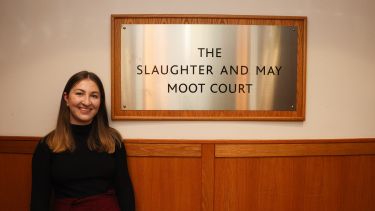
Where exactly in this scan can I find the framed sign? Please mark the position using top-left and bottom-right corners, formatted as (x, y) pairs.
(111, 14), (307, 120)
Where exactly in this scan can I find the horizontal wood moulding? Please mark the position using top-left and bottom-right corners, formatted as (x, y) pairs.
(125, 143), (201, 157)
(1, 137), (374, 157)
(215, 143), (375, 157)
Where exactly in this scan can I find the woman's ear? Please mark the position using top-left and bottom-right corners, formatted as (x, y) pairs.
(63, 92), (69, 105)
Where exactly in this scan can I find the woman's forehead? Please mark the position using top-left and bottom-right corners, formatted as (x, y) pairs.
(71, 79), (100, 92)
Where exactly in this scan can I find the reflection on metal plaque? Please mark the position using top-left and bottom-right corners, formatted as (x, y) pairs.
(121, 24), (297, 111)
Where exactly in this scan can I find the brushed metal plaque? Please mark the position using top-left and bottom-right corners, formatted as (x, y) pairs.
(121, 24), (297, 110)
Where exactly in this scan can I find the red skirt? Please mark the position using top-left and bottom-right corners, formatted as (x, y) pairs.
(53, 190), (120, 211)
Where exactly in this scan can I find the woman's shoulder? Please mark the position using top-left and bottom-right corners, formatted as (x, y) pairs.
(108, 127), (124, 146)
(34, 132), (54, 153)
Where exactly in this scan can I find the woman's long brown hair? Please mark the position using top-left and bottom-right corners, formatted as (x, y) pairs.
(45, 71), (122, 153)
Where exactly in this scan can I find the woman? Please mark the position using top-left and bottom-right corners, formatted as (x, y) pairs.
(30, 71), (135, 211)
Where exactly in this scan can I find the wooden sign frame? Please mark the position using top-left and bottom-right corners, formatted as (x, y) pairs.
(111, 14), (307, 120)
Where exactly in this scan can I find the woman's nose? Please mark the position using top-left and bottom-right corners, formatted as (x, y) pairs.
(81, 95), (91, 105)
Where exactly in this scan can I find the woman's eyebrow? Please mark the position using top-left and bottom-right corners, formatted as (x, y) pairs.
(72, 88), (85, 92)
(71, 89), (99, 94)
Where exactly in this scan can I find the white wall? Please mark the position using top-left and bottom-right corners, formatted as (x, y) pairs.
(0, 0), (374, 139)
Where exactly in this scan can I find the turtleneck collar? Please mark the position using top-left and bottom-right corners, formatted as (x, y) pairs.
(70, 123), (93, 135)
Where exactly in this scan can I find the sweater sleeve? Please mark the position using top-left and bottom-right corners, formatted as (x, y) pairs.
(30, 140), (52, 211)
(114, 142), (136, 211)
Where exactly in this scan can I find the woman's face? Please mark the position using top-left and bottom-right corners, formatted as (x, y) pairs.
(64, 78), (101, 125)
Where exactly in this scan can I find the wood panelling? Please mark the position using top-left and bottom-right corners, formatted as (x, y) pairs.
(128, 157), (202, 211)
(0, 153), (32, 211)
(214, 156), (375, 211)
(216, 142), (375, 157)
(201, 144), (215, 211)
(125, 143), (201, 157)
(0, 137), (38, 154)
(0, 137), (375, 211)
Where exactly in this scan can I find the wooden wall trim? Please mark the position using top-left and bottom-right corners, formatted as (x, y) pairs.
(201, 144), (215, 211)
(1, 136), (375, 211)
(215, 142), (375, 157)
(125, 138), (375, 144)
(0, 137), (39, 154)
(1, 136), (375, 156)
(125, 143), (201, 157)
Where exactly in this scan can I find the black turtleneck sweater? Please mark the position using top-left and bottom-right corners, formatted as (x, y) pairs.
(30, 124), (135, 211)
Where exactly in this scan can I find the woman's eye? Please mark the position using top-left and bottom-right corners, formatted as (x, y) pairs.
(75, 92), (83, 96)
(92, 95), (99, 99)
